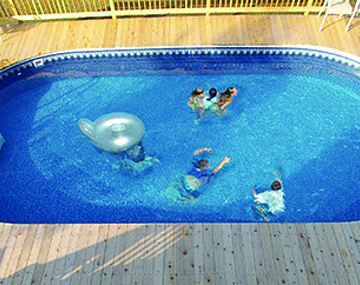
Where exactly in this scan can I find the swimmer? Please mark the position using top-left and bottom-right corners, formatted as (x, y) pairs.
(184, 147), (231, 198)
(195, 88), (219, 124)
(252, 171), (285, 216)
(187, 87), (206, 123)
(117, 142), (159, 172)
(124, 142), (146, 163)
(213, 87), (237, 116)
(203, 88), (218, 111)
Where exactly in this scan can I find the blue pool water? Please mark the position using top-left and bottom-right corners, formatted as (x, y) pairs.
(1, 47), (360, 223)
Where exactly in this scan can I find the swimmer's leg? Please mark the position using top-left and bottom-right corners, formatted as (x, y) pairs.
(253, 205), (270, 222)
(215, 109), (229, 118)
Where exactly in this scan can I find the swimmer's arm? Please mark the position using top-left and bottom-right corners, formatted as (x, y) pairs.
(275, 171), (282, 184)
(213, 156), (231, 174)
(193, 148), (213, 155)
(220, 99), (233, 110)
(187, 99), (195, 108)
(252, 187), (257, 196)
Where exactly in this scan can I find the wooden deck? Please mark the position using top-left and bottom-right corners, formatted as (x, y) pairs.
(1, 15), (360, 284)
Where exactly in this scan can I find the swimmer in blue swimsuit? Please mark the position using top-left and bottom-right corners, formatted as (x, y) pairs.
(184, 147), (231, 198)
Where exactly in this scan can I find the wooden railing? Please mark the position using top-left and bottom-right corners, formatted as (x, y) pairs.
(0, 0), (323, 20)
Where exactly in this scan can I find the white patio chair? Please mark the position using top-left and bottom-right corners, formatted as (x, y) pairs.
(345, 0), (360, 32)
(318, 0), (353, 31)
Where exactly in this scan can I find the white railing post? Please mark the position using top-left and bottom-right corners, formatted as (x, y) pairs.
(109, 0), (117, 20)
(305, 0), (315, 15)
(7, 0), (19, 16)
(206, 0), (211, 16)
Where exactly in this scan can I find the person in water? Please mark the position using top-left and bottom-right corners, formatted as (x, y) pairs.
(118, 141), (159, 172)
(203, 88), (218, 111)
(187, 87), (206, 123)
(252, 171), (285, 215)
(213, 87), (237, 116)
(184, 147), (231, 198)
(194, 88), (219, 124)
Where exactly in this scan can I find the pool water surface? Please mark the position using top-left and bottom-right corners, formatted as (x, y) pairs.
(1, 47), (360, 223)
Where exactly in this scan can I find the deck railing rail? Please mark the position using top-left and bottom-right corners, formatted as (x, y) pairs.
(0, 0), (323, 20)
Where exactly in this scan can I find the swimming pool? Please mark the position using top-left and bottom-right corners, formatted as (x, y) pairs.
(1, 46), (360, 223)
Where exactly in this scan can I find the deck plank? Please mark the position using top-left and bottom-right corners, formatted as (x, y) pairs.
(162, 225), (176, 285)
(9, 225), (38, 285)
(29, 225), (56, 285)
(258, 224), (280, 285)
(21, 225), (47, 285)
(174, 224), (185, 285)
(276, 223), (300, 284)
(49, 224), (76, 285)
(222, 224), (237, 285)
(332, 223), (360, 285)
(304, 223), (330, 285)
(129, 224), (146, 285)
(40, 224), (66, 285)
(0, 224), (20, 282)
(61, 224), (88, 285)
(342, 223), (360, 282)
(315, 223), (342, 284)
(89, 224), (110, 285)
(323, 222), (354, 284)
(121, 224), (143, 284)
(286, 224), (309, 284)
(294, 223), (320, 285)
(0, 224), (17, 280)
(151, 224), (166, 285)
(141, 224), (155, 284)
(268, 223), (288, 285)
(241, 224), (257, 284)
(109, 225), (127, 285)
(202, 224), (215, 284)
(193, 224), (205, 285)
(249, 223), (268, 285)
(183, 225), (196, 285)
(2, 225), (28, 284)
(99, 224), (119, 284)
(230, 224), (246, 285)
(212, 223), (226, 284)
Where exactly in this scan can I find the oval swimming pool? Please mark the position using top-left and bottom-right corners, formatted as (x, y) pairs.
(1, 46), (360, 223)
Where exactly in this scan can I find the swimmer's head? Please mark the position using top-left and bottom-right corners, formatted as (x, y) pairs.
(190, 87), (205, 98)
(271, 181), (282, 191)
(208, 88), (217, 100)
(198, 159), (210, 170)
(227, 87), (237, 96)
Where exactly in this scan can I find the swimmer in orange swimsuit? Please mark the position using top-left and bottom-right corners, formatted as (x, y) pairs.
(213, 87), (237, 116)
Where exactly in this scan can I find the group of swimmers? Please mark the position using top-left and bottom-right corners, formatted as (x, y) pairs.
(181, 86), (284, 220)
(187, 86), (238, 124)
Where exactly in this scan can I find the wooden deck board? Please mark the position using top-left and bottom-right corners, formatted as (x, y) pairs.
(332, 223), (360, 285)
(21, 225), (46, 285)
(241, 224), (257, 284)
(293, 223), (319, 285)
(40, 224), (65, 285)
(230, 224), (246, 285)
(304, 223), (331, 285)
(268, 223), (288, 285)
(342, 223), (360, 282)
(1, 14), (360, 284)
(49, 224), (74, 285)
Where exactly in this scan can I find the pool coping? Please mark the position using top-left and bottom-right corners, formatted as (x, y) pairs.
(1, 45), (360, 81)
